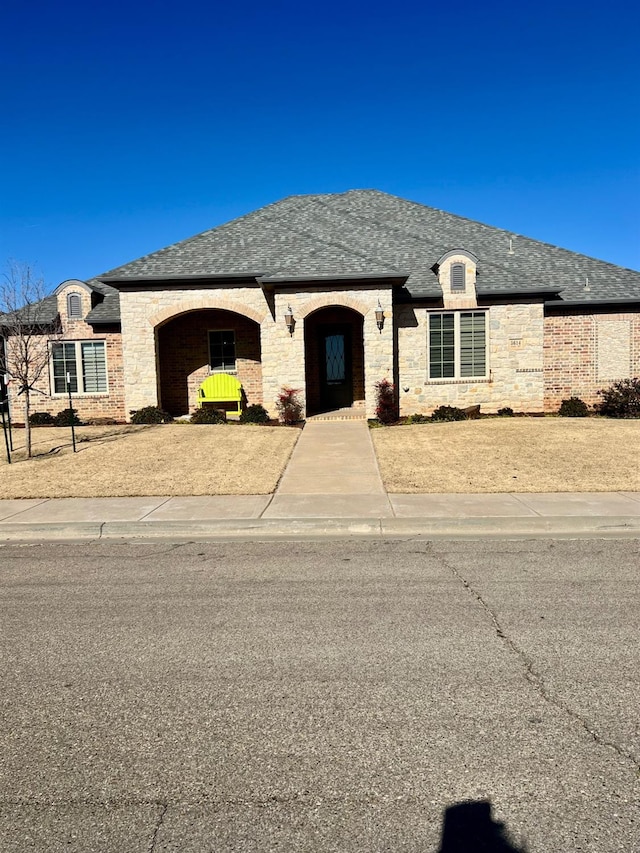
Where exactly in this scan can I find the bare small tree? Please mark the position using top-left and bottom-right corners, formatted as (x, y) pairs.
(0, 261), (57, 458)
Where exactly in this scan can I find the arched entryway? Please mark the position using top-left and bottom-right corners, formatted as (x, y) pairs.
(156, 309), (262, 416)
(304, 306), (365, 415)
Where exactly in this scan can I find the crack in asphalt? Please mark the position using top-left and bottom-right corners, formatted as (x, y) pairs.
(148, 802), (168, 853)
(438, 552), (640, 774)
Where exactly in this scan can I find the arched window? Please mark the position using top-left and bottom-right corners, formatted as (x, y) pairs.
(67, 292), (82, 318)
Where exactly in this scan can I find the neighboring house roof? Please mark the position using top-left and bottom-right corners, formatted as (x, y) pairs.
(96, 190), (640, 309)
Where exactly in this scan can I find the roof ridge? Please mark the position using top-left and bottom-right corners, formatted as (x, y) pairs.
(339, 190), (640, 275)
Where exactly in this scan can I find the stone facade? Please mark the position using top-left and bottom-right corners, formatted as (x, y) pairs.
(6, 276), (639, 425)
(544, 308), (640, 411)
(397, 302), (545, 414)
(119, 283), (394, 419)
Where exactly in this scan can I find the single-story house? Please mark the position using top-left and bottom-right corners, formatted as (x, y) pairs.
(3, 190), (640, 422)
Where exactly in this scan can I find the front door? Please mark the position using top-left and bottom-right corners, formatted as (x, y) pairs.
(319, 324), (353, 411)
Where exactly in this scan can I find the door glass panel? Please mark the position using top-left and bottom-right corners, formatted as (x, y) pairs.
(325, 334), (346, 383)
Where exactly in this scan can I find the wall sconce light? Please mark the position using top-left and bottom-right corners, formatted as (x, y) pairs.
(375, 301), (385, 333)
(284, 305), (295, 335)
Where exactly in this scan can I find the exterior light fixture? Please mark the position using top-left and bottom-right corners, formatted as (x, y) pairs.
(375, 301), (385, 333)
(284, 305), (295, 335)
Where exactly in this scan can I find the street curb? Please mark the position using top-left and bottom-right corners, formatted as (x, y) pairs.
(1, 516), (640, 542)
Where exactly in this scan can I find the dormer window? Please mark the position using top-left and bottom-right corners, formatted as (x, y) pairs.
(451, 263), (466, 292)
(67, 293), (82, 319)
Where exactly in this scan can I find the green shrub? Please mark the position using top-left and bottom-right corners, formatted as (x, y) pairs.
(53, 407), (82, 426)
(497, 407), (515, 417)
(558, 397), (589, 417)
(129, 406), (173, 424)
(374, 378), (397, 425)
(190, 406), (226, 424)
(597, 377), (640, 418)
(239, 404), (270, 424)
(431, 405), (467, 422)
(407, 413), (430, 424)
(276, 386), (303, 425)
(29, 411), (55, 426)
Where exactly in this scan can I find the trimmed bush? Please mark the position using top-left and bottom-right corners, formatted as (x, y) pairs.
(597, 377), (640, 418)
(431, 405), (467, 422)
(558, 396), (589, 418)
(129, 406), (173, 424)
(29, 411), (55, 426)
(190, 406), (226, 424)
(239, 404), (270, 424)
(407, 413), (430, 424)
(375, 379), (397, 425)
(497, 407), (515, 417)
(276, 386), (303, 425)
(53, 407), (82, 426)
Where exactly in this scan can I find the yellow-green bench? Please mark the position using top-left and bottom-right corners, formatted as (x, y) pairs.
(197, 373), (243, 417)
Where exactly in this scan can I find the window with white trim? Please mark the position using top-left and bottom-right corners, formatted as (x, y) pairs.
(51, 341), (108, 394)
(208, 330), (236, 372)
(428, 311), (487, 379)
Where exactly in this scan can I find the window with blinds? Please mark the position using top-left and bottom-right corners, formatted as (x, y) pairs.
(81, 342), (108, 392)
(460, 312), (486, 377)
(51, 341), (107, 394)
(428, 312), (487, 380)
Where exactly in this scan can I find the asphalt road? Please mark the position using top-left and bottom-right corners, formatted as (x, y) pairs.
(0, 538), (638, 852)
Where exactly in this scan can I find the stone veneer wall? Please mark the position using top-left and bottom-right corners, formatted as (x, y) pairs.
(265, 288), (393, 419)
(6, 283), (125, 423)
(120, 284), (394, 420)
(396, 302), (545, 414)
(544, 308), (640, 411)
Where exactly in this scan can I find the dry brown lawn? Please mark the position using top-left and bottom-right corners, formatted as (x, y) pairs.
(371, 418), (640, 493)
(0, 424), (300, 497)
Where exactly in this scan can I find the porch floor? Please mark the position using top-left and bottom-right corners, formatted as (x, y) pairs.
(306, 402), (367, 422)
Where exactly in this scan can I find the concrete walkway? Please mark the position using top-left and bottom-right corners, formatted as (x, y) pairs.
(264, 421), (392, 518)
(1, 420), (640, 541)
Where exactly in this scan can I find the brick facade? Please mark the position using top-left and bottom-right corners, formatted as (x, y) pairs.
(544, 308), (640, 411)
(303, 306), (365, 415)
(6, 283), (126, 423)
(6, 278), (639, 424)
(157, 309), (262, 416)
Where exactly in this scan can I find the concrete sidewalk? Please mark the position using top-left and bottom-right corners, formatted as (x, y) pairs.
(1, 421), (639, 540)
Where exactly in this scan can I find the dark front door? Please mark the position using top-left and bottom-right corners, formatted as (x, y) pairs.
(319, 324), (353, 411)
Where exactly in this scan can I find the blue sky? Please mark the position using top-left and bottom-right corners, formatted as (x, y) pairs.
(2, 0), (638, 289)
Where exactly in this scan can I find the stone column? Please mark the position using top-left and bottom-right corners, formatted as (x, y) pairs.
(260, 294), (307, 417)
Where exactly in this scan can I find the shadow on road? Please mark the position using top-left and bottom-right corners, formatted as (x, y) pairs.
(438, 800), (527, 852)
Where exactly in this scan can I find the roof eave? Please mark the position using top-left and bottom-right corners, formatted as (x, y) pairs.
(545, 296), (640, 308)
(258, 272), (409, 288)
(98, 272), (266, 289)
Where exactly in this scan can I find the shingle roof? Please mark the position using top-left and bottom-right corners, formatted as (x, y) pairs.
(0, 294), (59, 327)
(92, 190), (639, 318)
(84, 280), (121, 325)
